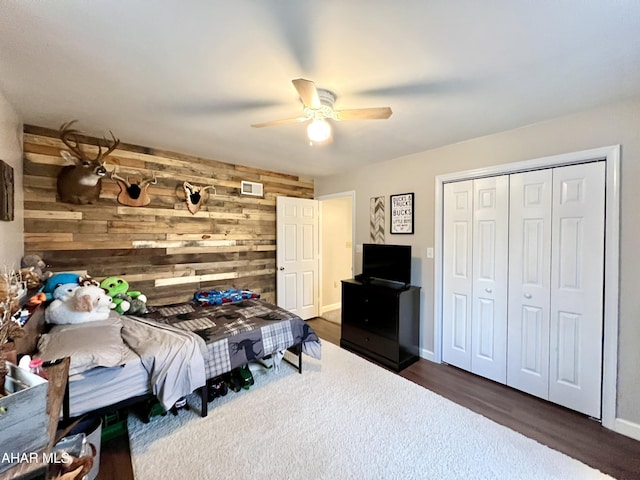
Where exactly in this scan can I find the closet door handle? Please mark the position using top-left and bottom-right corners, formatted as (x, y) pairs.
(524, 293), (532, 299)
(485, 288), (492, 293)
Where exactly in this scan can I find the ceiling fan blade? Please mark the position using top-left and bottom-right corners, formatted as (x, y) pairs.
(251, 117), (308, 128)
(292, 78), (320, 108)
(334, 107), (393, 121)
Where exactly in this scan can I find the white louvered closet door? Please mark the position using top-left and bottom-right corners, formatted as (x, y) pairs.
(549, 162), (605, 418)
(471, 176), (509, 383)
(442, 180), (473, 371)
(507, 169), (553, 399)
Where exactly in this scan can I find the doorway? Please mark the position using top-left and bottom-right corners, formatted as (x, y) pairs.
(317, 191), (355, 324)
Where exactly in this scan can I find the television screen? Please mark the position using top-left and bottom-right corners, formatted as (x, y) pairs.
(362, 244), (411, 285)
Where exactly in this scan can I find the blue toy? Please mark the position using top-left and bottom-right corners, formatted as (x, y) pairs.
(39, 273), (81, 302)
(194, 289), (260, 306)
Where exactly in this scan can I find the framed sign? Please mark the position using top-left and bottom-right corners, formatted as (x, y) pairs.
(390, 192), (414, 234)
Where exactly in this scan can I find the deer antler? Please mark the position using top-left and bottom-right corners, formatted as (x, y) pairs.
(94, 130), (120, 163)
(59, 120), (86, 160)
(58, 120), (120, 163)
(110, 170), (131, 188)
(139, 171), (157, 188)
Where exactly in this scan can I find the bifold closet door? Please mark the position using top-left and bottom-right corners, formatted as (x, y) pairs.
(471, 176), (509, 383)
(507, 169), (552, 399)
(507, 162), (605, 417)
(549, 162), (605, 418)
(442, 180), (473, 371)
(444, 162), (605, 417)
(442, 177), (509, 382)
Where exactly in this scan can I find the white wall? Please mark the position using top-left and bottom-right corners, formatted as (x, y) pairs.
(0, 86), (23, 268)
(320, 196), (353, 311)
(315, 97), (640, 427)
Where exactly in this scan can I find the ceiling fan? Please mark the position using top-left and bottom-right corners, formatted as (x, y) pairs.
(251, 78), (393, 144)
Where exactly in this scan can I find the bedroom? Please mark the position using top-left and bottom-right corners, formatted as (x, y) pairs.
(1, 1), (640, 479)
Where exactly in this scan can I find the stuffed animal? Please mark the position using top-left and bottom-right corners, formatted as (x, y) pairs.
(52, 283), (80, 302)
(99, 276), (147, 314)
(78, 274), (100, 288)
(20, 267), (41, 289)
(73, 285), (112, 313)
(21, 254), (48, 279)
(41, 273), (81, 300)
(28, 272), (81, 305)
(45, 285), (112, 325)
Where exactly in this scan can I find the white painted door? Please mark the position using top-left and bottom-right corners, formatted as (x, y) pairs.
(471, 176), (509, 383)
(507, 169), (553, 399)
(549, 162), (605, 418)
(276, 196), (319, 320)
(442, 180), (473, 371)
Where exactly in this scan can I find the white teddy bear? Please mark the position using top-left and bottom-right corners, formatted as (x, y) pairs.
(46, 285), (113, 325)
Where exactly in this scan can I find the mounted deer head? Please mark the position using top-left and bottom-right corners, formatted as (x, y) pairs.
(56, 120), (120, 204)
(183, 181), (216, 214)
(111, 169), (157, 207)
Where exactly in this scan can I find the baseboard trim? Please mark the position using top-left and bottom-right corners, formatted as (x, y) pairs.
(320, 303), (341, 315)
(614, 418), (640, 441)
(420, 348), (435, 363)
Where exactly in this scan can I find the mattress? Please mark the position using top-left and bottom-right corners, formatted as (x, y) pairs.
(67, 345), (151, 417)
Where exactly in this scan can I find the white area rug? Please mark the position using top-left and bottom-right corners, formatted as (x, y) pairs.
(128, 342), (612, 480)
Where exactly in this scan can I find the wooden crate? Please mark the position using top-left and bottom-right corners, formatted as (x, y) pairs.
(0, 362), (49, 473)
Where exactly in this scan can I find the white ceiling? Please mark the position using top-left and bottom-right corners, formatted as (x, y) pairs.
(1, 1), (640, 178)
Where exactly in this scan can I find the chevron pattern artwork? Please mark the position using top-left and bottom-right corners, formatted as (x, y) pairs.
(370, 196), (385, 244)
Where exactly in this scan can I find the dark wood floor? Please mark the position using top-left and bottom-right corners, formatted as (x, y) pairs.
(97, 317), (640, 480)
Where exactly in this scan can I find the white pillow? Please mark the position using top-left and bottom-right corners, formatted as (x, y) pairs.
(37, 313), (127, 375)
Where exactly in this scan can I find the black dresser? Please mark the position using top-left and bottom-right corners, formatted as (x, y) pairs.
(340, 278), (420, 371)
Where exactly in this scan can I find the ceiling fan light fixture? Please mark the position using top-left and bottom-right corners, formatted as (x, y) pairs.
(307, 118), (331, 143)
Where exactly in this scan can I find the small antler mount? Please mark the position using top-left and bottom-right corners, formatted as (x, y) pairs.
(111, 168), (157, 207)
(183, 182), (216, 214)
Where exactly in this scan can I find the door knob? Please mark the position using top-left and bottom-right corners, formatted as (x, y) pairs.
(279, 267), (285, 271)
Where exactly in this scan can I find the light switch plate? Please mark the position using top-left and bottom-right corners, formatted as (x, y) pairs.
(427, 247), (434, 259)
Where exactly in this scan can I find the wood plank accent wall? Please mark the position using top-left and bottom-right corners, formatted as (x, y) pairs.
(22, 125), (313, 305)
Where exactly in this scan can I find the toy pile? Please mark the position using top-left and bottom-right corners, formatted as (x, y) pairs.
(20, 255), (150, 324)
(193, 288), (260, 306)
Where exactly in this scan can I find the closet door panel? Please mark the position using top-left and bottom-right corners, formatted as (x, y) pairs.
(507, 170), (552, 398)
(549, 162), (605, 418)
(442, 181), (473, 371)
(471, 175), (509, 383)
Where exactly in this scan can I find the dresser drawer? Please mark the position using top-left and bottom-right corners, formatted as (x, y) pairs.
(342, 324), (398, 361)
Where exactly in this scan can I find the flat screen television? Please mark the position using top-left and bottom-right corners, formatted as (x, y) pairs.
(362, 243), (411, 286)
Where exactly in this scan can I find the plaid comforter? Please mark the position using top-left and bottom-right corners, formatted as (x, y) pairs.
(143, 299), (321, 378)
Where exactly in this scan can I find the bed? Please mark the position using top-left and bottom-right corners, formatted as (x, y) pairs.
(141, 298), (321, 416)
(35, 296), (321, 420)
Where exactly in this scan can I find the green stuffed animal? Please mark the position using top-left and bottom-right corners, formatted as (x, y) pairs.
(99, 276), (147, 314)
